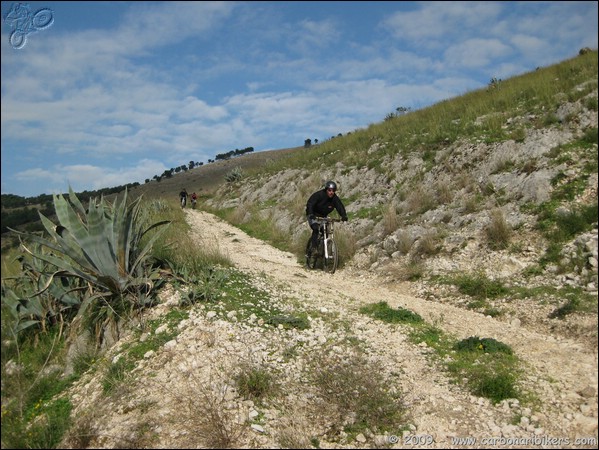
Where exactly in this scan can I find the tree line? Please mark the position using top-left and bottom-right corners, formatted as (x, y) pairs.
(145, 147), (255, 184)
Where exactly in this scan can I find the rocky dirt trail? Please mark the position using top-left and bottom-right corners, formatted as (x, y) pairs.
(183, 209), (598, 448)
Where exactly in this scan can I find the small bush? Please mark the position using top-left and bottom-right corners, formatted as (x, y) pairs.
(485, 209), (511, 250)
(224, 166), (244, 183)
(167, 372), (244, 449)
(267, 314), (310, 330)
(396, 230), (414, 254)
(548, 297), (580, 319)
(552, 203), (597, 241)
(234, 366), (273, 401)
(102, 357), (134, 395)
(472, 372), (519, 404)
(310, 350), (405, 433)
(359, 301), (423, 324)
(583, 97), (598, 112)
(454, 336), (513, 355)
(412, 230), (441, 258)
(451, 273), (508, 299)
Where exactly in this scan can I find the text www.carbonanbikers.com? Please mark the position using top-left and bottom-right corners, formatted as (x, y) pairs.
(450, 436), (597, 447)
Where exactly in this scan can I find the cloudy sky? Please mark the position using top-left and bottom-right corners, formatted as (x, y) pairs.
(2, 1), (597, 198)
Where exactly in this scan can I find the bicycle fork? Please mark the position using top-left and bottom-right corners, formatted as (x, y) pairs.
(323, 235), (331, 259)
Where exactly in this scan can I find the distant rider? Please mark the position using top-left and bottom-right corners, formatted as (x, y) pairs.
(305, 180), (348, 254)
(179, 188), (188, 208)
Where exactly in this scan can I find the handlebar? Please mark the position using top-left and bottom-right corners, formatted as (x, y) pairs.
(313, 216), (342, 223)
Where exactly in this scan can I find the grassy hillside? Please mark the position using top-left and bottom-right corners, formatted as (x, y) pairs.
(128, 146), (304, 200)
(129, 51), (597, 221)
(190, 51), (597, 265)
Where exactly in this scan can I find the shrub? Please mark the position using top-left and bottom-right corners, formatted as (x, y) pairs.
(224, 166), (244, 182)
(453, 336), (513, 355)
(485, 208), (511, 250)
(359, 301), (423, 324)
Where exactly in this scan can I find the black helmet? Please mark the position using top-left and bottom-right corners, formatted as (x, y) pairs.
(324, 180), (337, 191)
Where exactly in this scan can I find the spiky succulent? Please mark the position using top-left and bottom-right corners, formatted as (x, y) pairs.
(12, 187), (170, 297)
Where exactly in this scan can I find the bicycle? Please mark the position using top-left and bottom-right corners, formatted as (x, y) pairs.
(305, 217), (341, 274)
(180, 196), (187, 208)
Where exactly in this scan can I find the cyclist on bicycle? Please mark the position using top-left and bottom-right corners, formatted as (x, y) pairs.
(306, 180), (348, 255)
(179, 188), (188, 208)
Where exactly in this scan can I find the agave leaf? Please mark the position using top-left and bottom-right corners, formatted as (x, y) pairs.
(30, 198), (127, 290)
(53, 192), (89, 245)
(61, 197), (121, 280)
(2, 286), (45, 323)
(129, 219), (171, 275)
(2, 287), (25, 321)
(15, 320), (42, 333)
(68, 185), (88, 216)
(2, 287), (39, 335)
(86, 199), (121, 278)
(38, 207), (102, 274)
(38, 213), (88, 265)
(113, 190), (135, 275)
(20, 242), (113, 290)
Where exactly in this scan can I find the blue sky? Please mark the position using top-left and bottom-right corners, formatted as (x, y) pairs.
(1, 1), (597, 198)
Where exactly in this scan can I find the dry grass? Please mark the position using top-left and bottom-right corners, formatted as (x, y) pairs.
(234, 363), (275, 402)
(308, 348), (405, 435)
(396, 230), (414, 254)
(275, 419), (313, 449)
(412, 229), (441, 259)
(168, 372), (245, 449)
(382, 203), (399, 236)
(379, 258), (426, 282)
(435, 178), (454, 205)
(485, 208), (512, 250)
(404, 185), (437, 215)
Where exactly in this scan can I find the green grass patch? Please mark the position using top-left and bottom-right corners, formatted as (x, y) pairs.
(267, 314), (310, 330)
(453, 336), (513, 354)
(448, 336), (520, 404)
(0, 325), (78, 449)
(359, 300), (524, 405)
(359, 301), (424, 324)
(208, 269), (310, 330)
(437, 272), (509, 299)
(234, 366), (274, 402)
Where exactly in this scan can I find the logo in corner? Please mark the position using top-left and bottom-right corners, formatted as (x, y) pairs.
(3, 3), (54, 49)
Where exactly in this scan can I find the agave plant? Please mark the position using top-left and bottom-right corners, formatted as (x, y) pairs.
(10, 187), (170, 305)
(1, 253), (85, 337)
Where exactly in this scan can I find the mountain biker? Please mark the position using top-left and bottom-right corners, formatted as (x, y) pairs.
(306, 180), (348, 255)
(191, 192), (198, 208)
(179, 188), (188, 208)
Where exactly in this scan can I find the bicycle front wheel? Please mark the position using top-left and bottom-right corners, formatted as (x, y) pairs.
(323, 239), (338, 273)
(305, 239), (318, 269)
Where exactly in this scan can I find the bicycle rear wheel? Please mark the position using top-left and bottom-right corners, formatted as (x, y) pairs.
(323, 239), (338, 273)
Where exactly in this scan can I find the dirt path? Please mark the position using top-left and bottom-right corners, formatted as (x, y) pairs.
(185, 209), (598, 448)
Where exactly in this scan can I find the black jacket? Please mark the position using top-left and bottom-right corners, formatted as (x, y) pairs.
(306, 189), (347, 219)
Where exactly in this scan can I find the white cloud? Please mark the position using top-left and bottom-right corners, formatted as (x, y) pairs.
(13, 159), (169, 194)
(444, 38), (512, 68)
(2, 1), (596, 197)
(382, 1), (501, 42)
